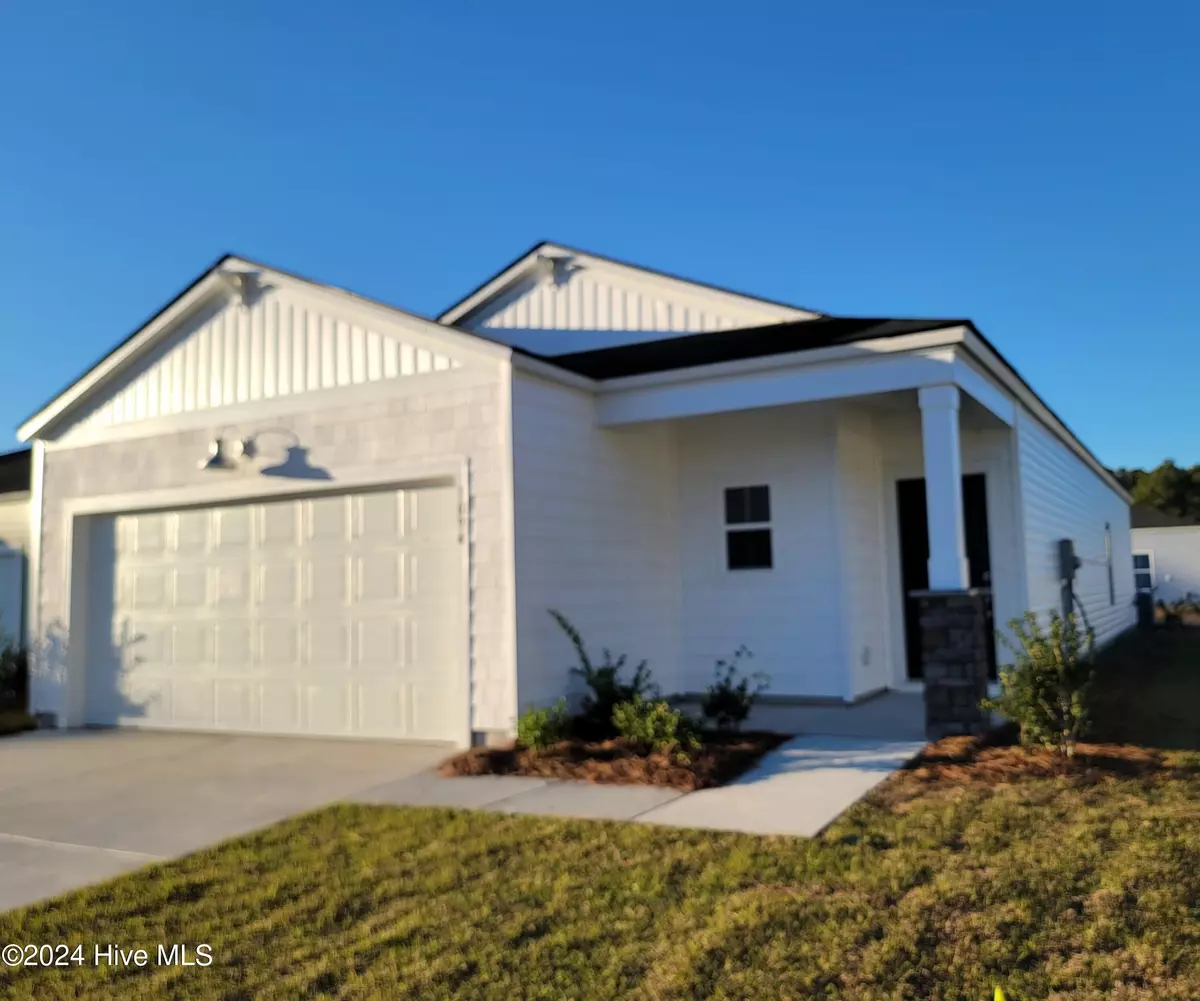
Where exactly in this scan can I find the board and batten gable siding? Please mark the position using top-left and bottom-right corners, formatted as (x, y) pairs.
(676, 404), (848, 698)
(32, 353), (516, 735)
(1015, 407), (1135, 645)
(509, 370), (682, 709)
(1130, 527), (1200, 603)
(60, 283), (464, 442)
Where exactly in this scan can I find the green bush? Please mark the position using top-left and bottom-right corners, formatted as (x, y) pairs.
(548, 609), (655, 739)
(981, 610), (1095, 758)
(612, 696), (700, 759)
(0, 639), (28, 713)
(516, 698), (570, 750)
(700, 646), (767, 731)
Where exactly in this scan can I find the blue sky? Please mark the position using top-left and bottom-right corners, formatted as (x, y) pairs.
(2, 2), (1195, 468)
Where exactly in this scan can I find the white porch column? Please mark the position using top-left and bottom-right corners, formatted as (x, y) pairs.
(918, 385), (970, 589)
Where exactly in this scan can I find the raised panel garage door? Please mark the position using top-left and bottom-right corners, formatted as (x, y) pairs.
(85, 484), (464, 743)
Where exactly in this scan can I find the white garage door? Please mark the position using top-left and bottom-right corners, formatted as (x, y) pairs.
(85, 483), (464, 743)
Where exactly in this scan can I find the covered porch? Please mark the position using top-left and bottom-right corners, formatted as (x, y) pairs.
(589, 337), (1023, 708)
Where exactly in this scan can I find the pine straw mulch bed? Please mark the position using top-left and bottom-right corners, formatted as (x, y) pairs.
(441, 731), (791, 790)
(870, 727), (1191, 811)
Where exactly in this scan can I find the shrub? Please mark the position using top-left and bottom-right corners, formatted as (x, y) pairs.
(548, 609), (655, 738)
(516, 698), (570, 750)
(612, 696), (700, 759)
(700, 646), (767, 731)
(0, 640), (27, 712)
(981, 610), (1095, 758)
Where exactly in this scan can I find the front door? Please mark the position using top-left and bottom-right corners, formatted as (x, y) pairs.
(896, 473), (996, 680)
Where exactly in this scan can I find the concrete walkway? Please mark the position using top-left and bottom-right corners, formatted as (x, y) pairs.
(0, 729), (923, 912)
(353, 734), (925, 836)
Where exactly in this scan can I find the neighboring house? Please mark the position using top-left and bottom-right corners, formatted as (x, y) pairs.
(16, 244), (1135, 746)
(1130, 504), (1200, 602)
(0, 447), (31, 645)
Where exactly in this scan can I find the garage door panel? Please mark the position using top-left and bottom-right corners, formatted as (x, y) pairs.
(176, 510), (210, 553)
(306, 620), (350, 667)
(215, 507), (252, 549)
(306, 559), (349, 605)
(257, 563), (299, 606)
(407, 486), (457, 536)
(87, 484), (464, 742)
(214, 622), (253, 667)
(356, 552), (403, 602)
(258, 683), (302, 731)
(306, 685), (352, 734)
(258, 500), (299, 546)
(215, 683), (256, 728)
(215, 565), (251, 606)
(173, 623), (213, 666)
(258, 621), (300, 667)
(174, 567), (209, 607)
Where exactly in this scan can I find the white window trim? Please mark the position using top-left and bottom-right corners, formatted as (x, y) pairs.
(724, 485), (772, 572)
(1133, 550), (1155, 593)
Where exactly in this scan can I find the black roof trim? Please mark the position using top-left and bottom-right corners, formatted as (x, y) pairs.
(0, 448), (31, 495)
(436, 240), (823, 324)
(524, 316), (965, 380)
(1131, 504), (1200, 529)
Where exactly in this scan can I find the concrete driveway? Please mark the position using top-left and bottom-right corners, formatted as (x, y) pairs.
(0, 730), (448, 912)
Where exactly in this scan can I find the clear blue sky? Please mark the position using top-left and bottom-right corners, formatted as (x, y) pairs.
(2, 2), (1196, 468)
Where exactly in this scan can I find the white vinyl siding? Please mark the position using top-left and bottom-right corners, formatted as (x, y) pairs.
(510, 371), (681, 709)
(677, 405), (846, 698)
(1015, 407), (1135, 645)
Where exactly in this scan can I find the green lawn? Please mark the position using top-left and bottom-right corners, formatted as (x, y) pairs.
(3, 632), (1200, 1000)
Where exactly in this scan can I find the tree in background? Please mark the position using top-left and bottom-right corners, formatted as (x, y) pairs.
(1110, 460), (1200, 520)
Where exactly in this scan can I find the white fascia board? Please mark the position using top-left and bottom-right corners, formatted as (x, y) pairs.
(18, 258), (515, 444)
(958, 329), (1132, 504)
(951, 354), (1015, 426)
(1131, 525), (1200, 534)
(597, 349), (960, 426)
(596, 327), (970, 393)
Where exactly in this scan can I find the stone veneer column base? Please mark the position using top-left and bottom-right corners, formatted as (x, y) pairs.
(914, 588), (993, 741)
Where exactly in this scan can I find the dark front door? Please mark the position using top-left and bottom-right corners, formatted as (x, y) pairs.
(896, 473), (996, 680)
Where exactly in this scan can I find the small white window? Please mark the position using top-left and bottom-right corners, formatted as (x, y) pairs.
(724, 485), (772, 570)
(1133, 551), (1155, 592)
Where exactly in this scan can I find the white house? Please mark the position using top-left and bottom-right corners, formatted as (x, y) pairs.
(17, 243), (1136, 746)
(1131, 504), (1200, 603)
(0, 448), (31, 645)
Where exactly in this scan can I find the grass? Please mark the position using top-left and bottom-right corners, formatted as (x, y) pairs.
(3, 631), (1199, 1000)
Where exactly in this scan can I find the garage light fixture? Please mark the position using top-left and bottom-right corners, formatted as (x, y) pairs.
(199, 427), (308, 474)
(198, 436), (253, 471)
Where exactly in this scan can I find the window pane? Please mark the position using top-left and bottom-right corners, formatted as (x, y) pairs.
(727, 529), (772, 570)
(724, 485), (770, 525)
(1135, 572), (1153, 590)
(747, 485), (770, 523)
(1133, 554), (1151, 570)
